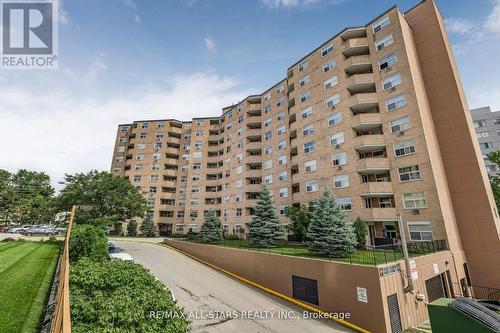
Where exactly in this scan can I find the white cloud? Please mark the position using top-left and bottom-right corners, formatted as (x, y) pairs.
(0, 70), (252, 189)
(123, 0), (141, 23)
(444, 18), (474, 35)
(260, 0), (320, 9)
(486, 0), (500, 34)
(468, 87), (500, 112)
(204, 36), (216, 52)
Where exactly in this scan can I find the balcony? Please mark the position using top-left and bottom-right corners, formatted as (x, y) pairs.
(339, 27), (367, 41)
(167, 137), (181, 145)
(344, 55), (372, 76)
(359, 182), (393, 196)
(165, 147), (179, 156)
(351, 113), (382, 131)
(168, 126), (182, 135)
(246, 141), (262, 150)
(349, 93), (379, 114)
(160, 192), (177, 199)
(346, 73), (376, 95)
(353, 134), (386, 152)
(342, 37), (369, 58)
(359, 207), (398, 221)
(164, 170), (177, 177)
(245, 169), (262, 178)
(164, 158), (179, 166)
(357, 158), (390, 173)
(245, 184), (262, 193)
(163, 180), (177, 188)
(246, 155), (262, 164)
(246, 128), (262, 137)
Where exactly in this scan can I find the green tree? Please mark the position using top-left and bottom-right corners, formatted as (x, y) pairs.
(487, 151), (500, 211)
(306, 190), (356, 257)
(0, 170), (19, 225)
(127, 220), (138, 237)
(247, 186), (286, 247)
(199, 210), (223, 244)
(140, 215), (157, 237)
(284, 204), (311, 243)
(352, 217), (367, 247)
(69, 225), (109, 262)
(56, 170), (146, 226)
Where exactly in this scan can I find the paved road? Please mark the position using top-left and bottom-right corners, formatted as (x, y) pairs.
(115, 241), (353, 333)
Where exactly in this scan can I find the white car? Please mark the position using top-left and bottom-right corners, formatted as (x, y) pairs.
(110, 252), (135, 262)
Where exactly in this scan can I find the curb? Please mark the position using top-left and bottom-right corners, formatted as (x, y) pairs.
(159, 242), (371, 333)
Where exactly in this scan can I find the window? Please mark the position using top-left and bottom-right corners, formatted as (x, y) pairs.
(235, 208), (242, 217)
(375, 34), (393, 51)
(277, 140), (287, 150)
(372, 16), (390, 33)
(150, 175), (158, 182)
(299, 75), (310, 87)
(386, 94), (406, 111)
(390, 115), (411, 133)
(321, 43), (334, 57)
(237, 140), (243, 149)
(236, 165), (243, 174)
(304, 160), (317, 173)
(277, 125), (286, 135)
(193, 151), (202, 159)
(194, 141), (203, 149)
(394, 140), (416, 157)
(337, 197), (352, 210)
(473, 119), (486, 128)
(277, 97), (285, 107)
(195, 130), (204, 137)
(264, 175), (273, 184)
(303, 124), (314, 136)
(191, 186), (200, 193)
(238, 115), (244, 123)
(135, 164), (143, 171)
(494, 117), (500, 125)
(237, 128), (243, 136)
(279, 205), (287, 215)
(403, 192), (427, 209)
(408, 222), (433, 241)
(279, 188), (289, 198)
(324, 76), (338, 90)
(486, 164), (498, 172)
(152, 153), (161, 160)
(479, 142), (494, 149)
(264, 119), (272, 128)
(292, 276), (319, 305)
(265, 145), (273, 155)
(115, 156), (124, 163)
(133, 175), (141, 182)
(300, 91), (311, 103)
(264, 105), (272, 114)
(277, 112), (285, 121)
(235, 193), (243, 202)
(323, 60), (336, 72)
(235, 179), (243, 188)
(306, 180), (318, 192)
(263, 160), (273, 169)
(276, 85), (284, 94)
(141, 123), (149, 129)
(301, 107), (313, 119)
(278, 155), (287, 165)
(279, 171), (288, 181)
(119, 136), (127, 143)
(136, 154), (145, 160)
(476, 132), (489, 139)
(378, 52), (397, 70)
(117, 146), (125, 153)
(326, 94), (340, 109)
(333, 174), (349, 188)
(298, 60), (309, 71)
(399, 165), (421, 182)
(383, 72), (402, 90)
(263, 93), (271, 101)
(304, 141), (316, 153)
(120, 126), (129, 132)
(328, 112), (342, 126)
(149, 186), (157, 194)
(193, 162), (201, 170)
(264, 131), (273, 140)
(332, 152), (347, 166)
(330, 131), (345, 146)
(155, 132), (164, 139)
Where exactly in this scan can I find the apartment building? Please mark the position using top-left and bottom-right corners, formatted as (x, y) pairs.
(470, 106), (500, 175)
(112, 0), (500, 290)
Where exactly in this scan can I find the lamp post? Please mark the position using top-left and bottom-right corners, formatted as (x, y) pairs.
(397, 213), (414, 293)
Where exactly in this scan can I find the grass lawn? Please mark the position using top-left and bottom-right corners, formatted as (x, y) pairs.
(0, 241), (61, 333)
(183, 239), (404, 266)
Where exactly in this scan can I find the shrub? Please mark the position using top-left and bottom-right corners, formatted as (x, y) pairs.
(186, 231), (199, 241)
(223, 233), (240, 240)
(69, 225), (108, 262)
(1, 237), (16, 242)
(352, 217), (367, 247)
(170, 233), (187, 239)
(47, 236), (58, 243)
(70, 258), (190, 333)
(127, 220), (138, 237)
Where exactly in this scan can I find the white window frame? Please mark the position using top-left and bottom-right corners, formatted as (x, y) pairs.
(386, 94), (406, 111)
(332, 152), (347, 166)
(324, 76), (338, 90)
(390, 115), (411, 133)
(305, 180), (319, 193)
(382, 72), (402, 91)
(304, 160), (317, 173)
(330, 131), (345, 146)
(372, 16), (390, 33)
(326, 94), (340, 109)
(403, 192), (427, 209)
(328, 112), (342, 127)
(333, 174), (349, 188)
(408, 221), (434, 241)
(379, 52), (397, 70)
(375, 33), (393, 51)
(394, 140), (415, 157)
(398, 165), (421, 182)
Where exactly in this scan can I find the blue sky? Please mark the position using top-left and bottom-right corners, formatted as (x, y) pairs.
(1, 0), (500, 187)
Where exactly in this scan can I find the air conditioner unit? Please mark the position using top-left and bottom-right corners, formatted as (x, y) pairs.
(411, 209), (421, 215)
(337, 166), (342, 171)
(335, 144), (341, 149)
(385, 66), (392, 72)
(389, 86), (397, 92)
(396, 131), (405, 136)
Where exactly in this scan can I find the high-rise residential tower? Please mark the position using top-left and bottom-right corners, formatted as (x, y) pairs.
(112, 0), (500, 289)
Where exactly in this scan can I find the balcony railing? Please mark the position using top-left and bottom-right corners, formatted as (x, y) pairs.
(451, 283), (500, 301)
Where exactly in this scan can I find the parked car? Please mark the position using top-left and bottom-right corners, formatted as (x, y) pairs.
(109, 252), (134, 262)
(12, 225), (35, 234)
(25, 226), (58, 236)
(0, 226), (12, 233)
(55, 227), (65, 235)
(108, 242), (121, 254)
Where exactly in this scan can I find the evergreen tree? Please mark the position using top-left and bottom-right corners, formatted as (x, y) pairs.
(140, 215), (157, 237)
(352, 217), (367, 247)
(199, 210), (223, 243)
(247, 186), (286, 247)
(127, 220), (138, 237)
(306, 190), (356, 257)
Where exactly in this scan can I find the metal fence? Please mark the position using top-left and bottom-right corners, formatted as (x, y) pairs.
(50, 206), (75, 333)
(452, 282), (500, 301)
(182, 238), (448, 266)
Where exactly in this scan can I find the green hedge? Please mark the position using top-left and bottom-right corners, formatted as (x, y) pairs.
(70, 258), (190, 333)
(69, 225), (108, 262)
